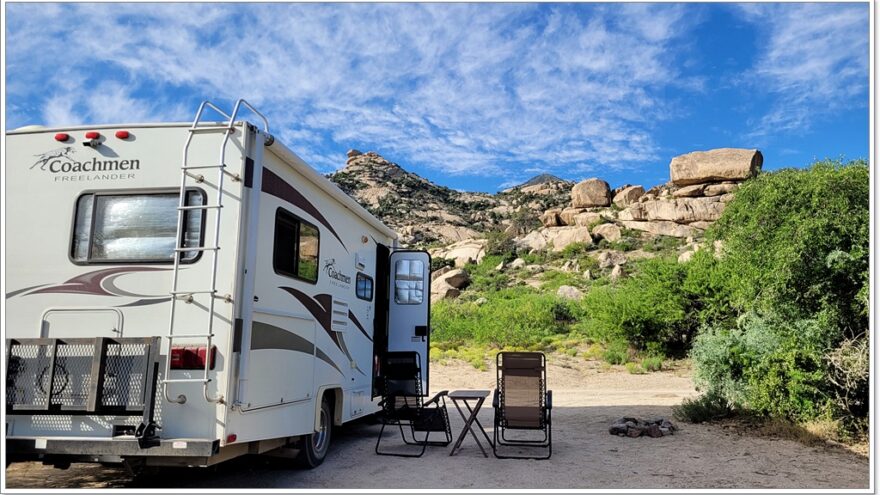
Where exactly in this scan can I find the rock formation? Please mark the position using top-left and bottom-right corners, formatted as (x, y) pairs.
(524, 147), (762, 245)
(571, 178), (612, 208)
(669, 148), (762, 186)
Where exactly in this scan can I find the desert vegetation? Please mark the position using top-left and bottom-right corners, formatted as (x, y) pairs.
(431, 159), (869, 441)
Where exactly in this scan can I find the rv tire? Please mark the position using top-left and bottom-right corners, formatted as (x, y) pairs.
(295, 396), (332, 468)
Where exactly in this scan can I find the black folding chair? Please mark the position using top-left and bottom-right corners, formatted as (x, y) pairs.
(492, 352), (552, 459)
(375, 352), (452, 457)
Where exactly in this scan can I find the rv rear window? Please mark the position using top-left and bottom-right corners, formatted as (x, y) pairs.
(71, 190), (205, 264)
(356, 273), (374, 301)
(273, 208), (320, 283)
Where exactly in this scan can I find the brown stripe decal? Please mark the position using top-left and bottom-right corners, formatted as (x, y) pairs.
(262, 168), (347, 251)
(279, 287), (367, 375)
(250, 321), (343, 375)
(348, 310), (373, 342)
(26, 267), (169, 297)
(279, 287), (341, 351)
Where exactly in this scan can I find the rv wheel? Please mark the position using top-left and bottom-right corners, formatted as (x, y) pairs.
(296, 396), (332, 468)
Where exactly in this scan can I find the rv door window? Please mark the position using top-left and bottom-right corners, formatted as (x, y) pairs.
(273, 208), (320, 283)
(71, 191), (204, 263)
(394, 259), (424, 304)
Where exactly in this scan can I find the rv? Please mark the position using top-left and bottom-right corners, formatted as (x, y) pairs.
(4, 100), (432, 470)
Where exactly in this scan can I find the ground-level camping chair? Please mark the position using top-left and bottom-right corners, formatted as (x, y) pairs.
(375, 352), (452, 457)
(492, 351), (552, 459)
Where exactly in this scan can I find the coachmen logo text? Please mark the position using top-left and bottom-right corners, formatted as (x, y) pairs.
(322, 258), (352, 286)
(31, 147), (139, 182)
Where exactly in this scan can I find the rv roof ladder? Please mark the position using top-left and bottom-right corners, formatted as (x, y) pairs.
(162, 99), (270, 406)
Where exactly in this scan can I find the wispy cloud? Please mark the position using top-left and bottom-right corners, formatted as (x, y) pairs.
(6, 3), (697, 183)
(737, 3), (868, 138)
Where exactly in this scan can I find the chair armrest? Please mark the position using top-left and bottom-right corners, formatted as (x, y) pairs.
(425, 390), (449, 405)
(546, 390), (552, 410)
(492, 389), (500, 409)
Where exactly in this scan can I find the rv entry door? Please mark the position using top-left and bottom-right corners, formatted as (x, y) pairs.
(387, 250), (431, 394)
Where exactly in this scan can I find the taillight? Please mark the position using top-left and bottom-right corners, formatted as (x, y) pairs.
(170, 346), (216, 370)
(84, 131), (101, 140)
(115, 130), (130, 139)
(54, 133), (70, 142)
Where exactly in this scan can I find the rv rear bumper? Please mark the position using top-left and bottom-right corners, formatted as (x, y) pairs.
(6, 437), (220, 459)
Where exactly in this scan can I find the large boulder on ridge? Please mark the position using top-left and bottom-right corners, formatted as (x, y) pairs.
(612, 185), (645, 208)
(670, 148), (762, 186)
(571, 178), (612, 208)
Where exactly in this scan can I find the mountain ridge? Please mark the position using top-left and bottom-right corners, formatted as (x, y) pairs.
(328, 150), (570, 245)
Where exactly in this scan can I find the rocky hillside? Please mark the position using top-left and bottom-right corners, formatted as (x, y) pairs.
(328, 150), (570, 245)
(327, 147), (764, 302)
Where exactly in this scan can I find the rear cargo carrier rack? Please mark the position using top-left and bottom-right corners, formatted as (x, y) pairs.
(6, 337), (161, 446)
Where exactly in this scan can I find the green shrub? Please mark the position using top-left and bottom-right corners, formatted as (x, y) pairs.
(691, 312), (835, 421)
(673, 391), (732, 423)
(602, 340), (629, 365)
(485, 230), (517, 259)
(539, 270), (587, 291)
(643, 235), (684, 253)
(431, 257), (455, 273)
(581, 257), (694, 354)
(604, 237), (640, 252)
(559, 242), (592, 258)
(465, 255), (512, 292)
(625, 362), (645, 374)
(432, 287), (577, 347)
(641, 356), (663, 372)
(691, 160), (870, 425)
(708, 160), (869, 330)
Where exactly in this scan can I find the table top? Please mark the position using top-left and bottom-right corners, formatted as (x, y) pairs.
(448, 389), (491, 399)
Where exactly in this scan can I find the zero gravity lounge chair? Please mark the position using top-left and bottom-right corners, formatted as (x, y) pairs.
(375, 352), (452, 457)
(492, 352), (552, 459)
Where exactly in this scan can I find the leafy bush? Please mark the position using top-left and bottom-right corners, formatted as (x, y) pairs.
(708, 160), (869, 330)
(465, 255), (512, 292)
(691, 313), (834, 421)
(625, 362), (645, 374)
(643, 235), (685, 253)
(581, 257), (696, 354)
(691, 160), (870, 426)
(484, 230), (517, 259)
(673, 391), (732, 423)
(559, 241), (592, 258)
(432, 287), (580, 347)
(602, 340), (629, 365)
(641, 356), (663, 372)
(431, 257), (455, 273)
(539, 270), (587, 291)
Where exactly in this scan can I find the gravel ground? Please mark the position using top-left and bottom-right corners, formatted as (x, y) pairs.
(4, 357), (869, 489)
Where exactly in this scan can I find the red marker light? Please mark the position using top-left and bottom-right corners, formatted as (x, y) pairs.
(226, 434), (237, 443)
(84, 131), (100, 140)
(170, 345), (216, 370)
(115, 130), (130, 139)
(54, 133), (70, 142)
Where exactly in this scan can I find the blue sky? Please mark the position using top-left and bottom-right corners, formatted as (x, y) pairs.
(5, 3), (869, 192)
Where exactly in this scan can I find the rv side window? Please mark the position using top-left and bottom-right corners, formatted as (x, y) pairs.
(71, 190), (205, 263)
(394, 259), (424, 304)
(273, 209), (320, 283)
(356, 273), (374, 301)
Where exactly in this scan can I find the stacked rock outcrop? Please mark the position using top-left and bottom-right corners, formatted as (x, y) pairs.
(522, 148), (762, 247)
(618, 148), (761, 238)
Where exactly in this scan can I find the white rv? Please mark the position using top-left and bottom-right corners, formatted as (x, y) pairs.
(3, 100), (432, 470)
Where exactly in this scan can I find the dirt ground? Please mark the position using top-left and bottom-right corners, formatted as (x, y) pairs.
(4, 356), (870, 489)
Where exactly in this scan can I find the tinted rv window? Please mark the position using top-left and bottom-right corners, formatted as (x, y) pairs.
(356, 273), (374, 301)
(273, 209), (320, 283)
(71, 191), (204, 263)
(394, 259), (424, 304)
